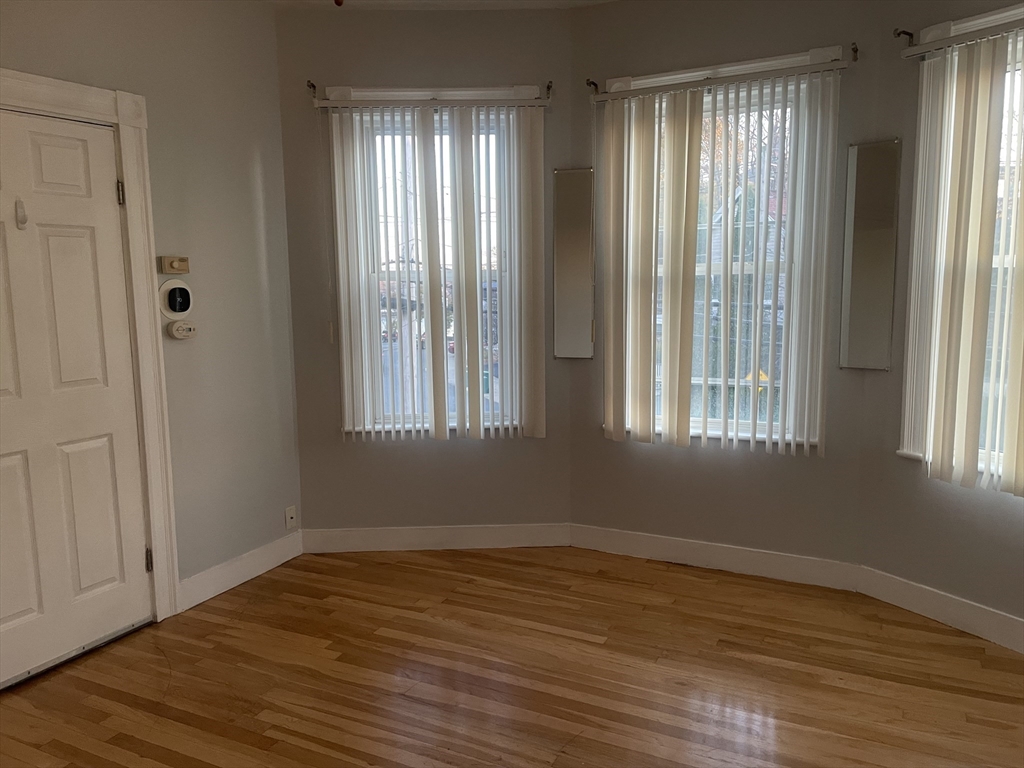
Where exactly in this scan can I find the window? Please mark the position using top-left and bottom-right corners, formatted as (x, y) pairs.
(597, 65), (840, 452)
(902, 27), (1023, 497)
(688, 90), (790, 441)
(329, 100), (545, 439)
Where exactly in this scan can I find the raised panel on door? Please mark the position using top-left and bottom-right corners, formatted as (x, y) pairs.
(0, 222), (21, 399)
(57, 434), (124, 595)
(37, 224), (107, 388)
(29, 131), (92, 197)
(0, 451), (42, 627)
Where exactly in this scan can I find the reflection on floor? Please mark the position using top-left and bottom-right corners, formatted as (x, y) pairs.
(1, 546), (1022, 767)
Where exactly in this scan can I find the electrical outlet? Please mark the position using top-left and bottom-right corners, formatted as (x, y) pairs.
(285, 505), (297, 529)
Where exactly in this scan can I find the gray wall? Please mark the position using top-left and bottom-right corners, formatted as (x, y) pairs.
(274, 7), (574, 530)
(0, 0), (302, 579)
(274, 0), (1021, 618)
(568, 0), (1024, 618)
(4, 0), (1016, 618)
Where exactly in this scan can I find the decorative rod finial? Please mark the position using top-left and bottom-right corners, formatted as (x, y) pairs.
(586, 79), (599, 95)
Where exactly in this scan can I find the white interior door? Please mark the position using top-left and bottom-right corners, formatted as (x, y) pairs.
(0, 109), (153, 686)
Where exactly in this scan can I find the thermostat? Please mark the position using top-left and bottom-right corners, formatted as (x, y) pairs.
(159, 279), (193, 320)
(167, 320), (197, 340)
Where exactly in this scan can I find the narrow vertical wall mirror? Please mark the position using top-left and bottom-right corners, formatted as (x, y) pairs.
(840, 139), (901, 370)
(554, 168), (594, 358)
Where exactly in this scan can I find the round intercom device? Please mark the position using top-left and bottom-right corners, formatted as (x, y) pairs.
(167, 320), (198, 340)
(159, 279), (193, 320)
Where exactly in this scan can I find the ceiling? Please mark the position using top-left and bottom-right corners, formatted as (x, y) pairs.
(274, 0), (614, 9)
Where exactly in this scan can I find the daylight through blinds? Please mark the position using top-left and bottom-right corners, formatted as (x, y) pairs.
(330, 104), (545, 440)
(902, 29), (1024, 496)
(597, 69), (840, 452)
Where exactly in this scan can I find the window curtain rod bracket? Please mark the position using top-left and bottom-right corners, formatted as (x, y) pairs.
(893, 28), (915, 45)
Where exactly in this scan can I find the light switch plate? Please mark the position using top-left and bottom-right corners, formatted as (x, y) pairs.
(160, 256), (190, 274)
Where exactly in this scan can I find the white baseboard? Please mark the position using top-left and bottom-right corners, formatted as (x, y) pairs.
(172, 523), (1022, 654)
(302, 523), (570, 553)
(569, 524), (864, 592)
(570, 525), (1024, 654)
(176, 531), (302, 612)
(857, 566), (1024, 654)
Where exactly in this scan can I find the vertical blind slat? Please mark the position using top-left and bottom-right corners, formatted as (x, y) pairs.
(748, 79), (766, 449)
(485, 107), (497, 436)
(767, 76), (789, 453)
(779, 78), (798, 456)
(721, 84), (734, 449)
(601, 100), (627, 441)
(733, 81), (751, 448)
(701, 87), (717, 446)
(500, 107), (511, 436)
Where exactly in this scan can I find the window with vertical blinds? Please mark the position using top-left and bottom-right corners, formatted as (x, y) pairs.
(902, 26), (1024, 497)
(328, 100), (545, 440)
(597, 62), (841, 453)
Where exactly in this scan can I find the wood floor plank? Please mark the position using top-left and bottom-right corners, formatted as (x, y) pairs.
(0, 734), (69, 768)
(1, 547), (1021, 767)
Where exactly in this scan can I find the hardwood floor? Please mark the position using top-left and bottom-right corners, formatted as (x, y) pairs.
(1, 547), (1021, 768)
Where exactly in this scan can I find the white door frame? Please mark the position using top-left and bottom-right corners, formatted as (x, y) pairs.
(1, 68), (178, 620)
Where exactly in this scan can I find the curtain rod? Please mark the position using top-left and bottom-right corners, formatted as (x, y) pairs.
(313, 80), (553, 109)
(314, 97), (551, 109)
(900, 19), (1023, 59)
(591, 60), (850, 103)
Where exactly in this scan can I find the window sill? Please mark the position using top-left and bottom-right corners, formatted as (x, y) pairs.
(345, 421), (523, 438)
(620, 424), (816, 447)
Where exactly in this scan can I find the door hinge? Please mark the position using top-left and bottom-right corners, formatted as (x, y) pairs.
(145, 547), (153, 573)
(116, 180), (125, 206)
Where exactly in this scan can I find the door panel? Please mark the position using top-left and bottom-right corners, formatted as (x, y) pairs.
(39, 224), (108, 387)
(0, 109), (152, 686)
(29, 131), (92, 197)
(58, 434), (124, 595)
(0, 224), (20, 401)
(0, 450), (41, 627)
